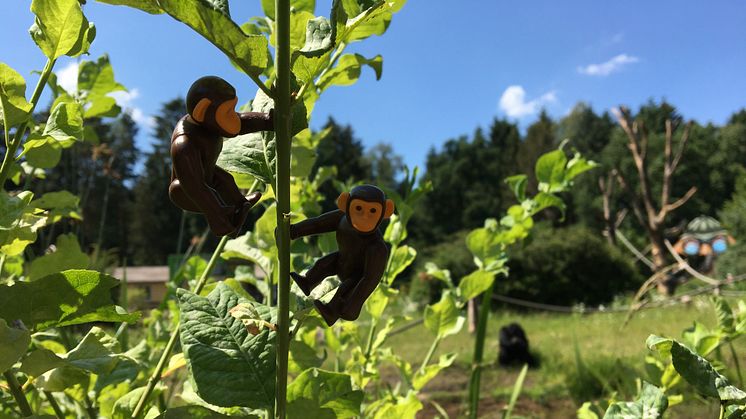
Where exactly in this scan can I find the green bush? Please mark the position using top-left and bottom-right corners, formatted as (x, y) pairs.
(502, 225), (643, 306)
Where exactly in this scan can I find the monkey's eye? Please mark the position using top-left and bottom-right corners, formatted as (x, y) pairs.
(370, 208), (377, 213)
(356, 205), (363, 211)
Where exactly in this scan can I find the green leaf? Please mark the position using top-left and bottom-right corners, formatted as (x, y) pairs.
(565, 152), (597, 181)
(27, 233), (88, 280)
(318, 53), (382, 91)
(0, 63), (32, 127)
(78, 55), (127, 118)
(157, 0), (269, 76)
(505, 174), (527, 202)
(372, 391), (422, 419)
(222, 232), (273, 277)
(603, 381), (667, 419)
(458, 269), (495, 301)
(217, 132), (276, 188)
(22, 135), (63, 168)
(155, 406), (233, 419)
(30, 190), (82, 221)
(648, 335), (746, 401)
(96, 0), (164, 14)
(535, 149), (567, 186)
(412, 353), (456, 390)
(298, 16), (335, 57)
(465, 225), (507, 272)
(0, 319), (30, 373)
(0, 191), (47, 257)
(112, 386), (162, 419)
(21, 327), (120, 377)
(30, 0), (93, 59)
(291, 144), (316, 178)
(383, 245), (415, 284)
(531, 192), (565, 217)
(364, 282), (397, 319)
(177, 283), (277, 408)
(36, 365), (89, 392)
(0, 270), (140, 331)
(423, 291), (464, 339)
(287, 368), (363, 419)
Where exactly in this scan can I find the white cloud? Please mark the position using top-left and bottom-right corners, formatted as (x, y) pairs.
(109, 88), (140, 107)
(498, 85), (557, 118)
(578, 54), (639, 76)
(56, 62), (79, 93)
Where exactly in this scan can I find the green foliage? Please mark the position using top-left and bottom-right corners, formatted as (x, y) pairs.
(26, 233), (88, 280)
(0, 63), (33, 128)
(29, 0), (96, 60)
(0, 270), (138, 331)
(286, 368), (363, 418)
(177, 283), (277, 409)
(603, 381), (668, 419)
(505, 224), (643, 306)
(0, 319), (30, 373)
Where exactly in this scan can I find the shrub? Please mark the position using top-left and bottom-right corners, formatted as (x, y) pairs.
(502, 224), (643, 306)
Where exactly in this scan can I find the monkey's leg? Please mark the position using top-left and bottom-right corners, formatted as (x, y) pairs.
(328, 273), (380, 322)
(291, 252), (339, 296)
(170, 179), (235, 235)
(212, 168), (261, 235)
(169, 179), (202, 212)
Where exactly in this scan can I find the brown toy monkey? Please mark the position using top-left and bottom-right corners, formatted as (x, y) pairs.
(169, 76), (273, 237)
(289, 185), (395, 326)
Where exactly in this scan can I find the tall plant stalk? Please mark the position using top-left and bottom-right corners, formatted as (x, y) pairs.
(130, 231), (234, 418)
(3, 371), (32, 417)
(273, 0), (292, 417)
(468, 280), (495, 419)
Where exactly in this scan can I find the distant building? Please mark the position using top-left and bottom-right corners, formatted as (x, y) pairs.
(112, 266), (169, 308)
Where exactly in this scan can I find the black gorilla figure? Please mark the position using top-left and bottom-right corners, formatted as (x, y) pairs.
(498, 323), (536, 367)
(289, 185), (395, 326)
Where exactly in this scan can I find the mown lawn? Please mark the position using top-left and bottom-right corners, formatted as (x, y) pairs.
(386, 297), (741, 418)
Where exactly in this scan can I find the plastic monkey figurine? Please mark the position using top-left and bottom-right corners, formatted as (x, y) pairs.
(169, 76), (274, 237)
(289, 185), (395, 326)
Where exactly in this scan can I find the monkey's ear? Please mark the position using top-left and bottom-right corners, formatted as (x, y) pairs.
(192, 98), (212, 122)
(383, 199), (395, 219)
(337, 192), (350, 212)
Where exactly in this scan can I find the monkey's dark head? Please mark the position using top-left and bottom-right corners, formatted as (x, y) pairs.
(186, 76), (241, 137)
(337, 185), (395, 234)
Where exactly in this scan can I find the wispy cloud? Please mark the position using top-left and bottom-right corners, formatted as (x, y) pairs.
(54, 63), (154, 128)
(498, 85), (557, 118)
(578, 54), (639, 76)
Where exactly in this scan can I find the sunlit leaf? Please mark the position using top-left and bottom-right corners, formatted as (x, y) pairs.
(287, 368), (363, 419)
(0, 319), (30, 373)
(27, 233), (89, 281)
(0, 63), (32, 127)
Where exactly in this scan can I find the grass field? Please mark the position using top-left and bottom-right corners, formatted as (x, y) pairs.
(383, 296), (741, 418)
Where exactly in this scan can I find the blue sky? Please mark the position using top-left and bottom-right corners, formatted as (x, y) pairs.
(2, 1), (745, 170)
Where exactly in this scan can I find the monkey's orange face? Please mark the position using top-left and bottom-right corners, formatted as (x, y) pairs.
(348, 199), (383, 233)
(215, 97), (240, 136)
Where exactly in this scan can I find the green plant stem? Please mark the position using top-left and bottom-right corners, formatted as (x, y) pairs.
(468, 280), (495, 419)
(294, 41), (346, 101)
(729, 341), (744, 388)
(0, 58), (56, 186)
(364, 319), (377, 360)
(274, 0), (291, 416)
(418, 336), (441, 375)
(3, 371), (32, 417)
(43, 390), (65, 419)
(130, 234), (231, 419)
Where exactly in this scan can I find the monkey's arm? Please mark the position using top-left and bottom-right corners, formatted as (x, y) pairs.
(172, 137), (231, 216)
(289, 209), (344, 240)
(239, 111), (274, 134)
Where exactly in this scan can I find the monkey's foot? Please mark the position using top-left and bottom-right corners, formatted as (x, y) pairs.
(290, 272), (313, 296)
(314, 301), (339, 327)
(230, 192), (263, 237)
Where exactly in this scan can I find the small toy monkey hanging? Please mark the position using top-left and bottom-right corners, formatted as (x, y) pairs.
(169, 76), (274, 237)
(289, 185), (395, 326)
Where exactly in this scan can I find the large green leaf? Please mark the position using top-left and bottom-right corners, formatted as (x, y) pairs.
(648, 335), (746, 401)
(371, 390), (422, 419)
(287, 368), (363, 419)
(21, 327), (120, 377)
(96, 0), (164, 14)
(27, 233), (88, 281)
(177, 283), (277, 409)
(0, 319), (30, 373)
(458, 269), (495, 301)
(30, 0), (93, 59)
(0, 191), (47, 257)
(22, 135), (63, 168)
(157, 0), (269, 76)
(317, 53), (382, 91)
(423, 291), (464, 339)
(603, 381), (667, 419)
(384, 245), (415, 284)
(535, 149), (567, 187)
(78, 55), (127, 118)
(217, 132), (276, 188)
(30, 190), (82, 221)
(412, 353), (456, 390)
(298, 16), (335, 57)
(0, 63), (32, 128)
(0, 270), (139, 331)
(156, 406), (233, 419)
